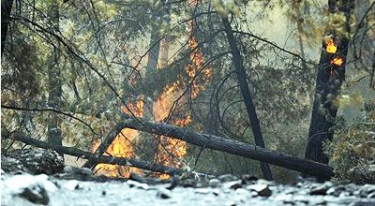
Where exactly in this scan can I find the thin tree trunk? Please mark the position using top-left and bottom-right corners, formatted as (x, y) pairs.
(159, 37), (170, 68)
(221, 17), (273, 180)
(1, 0), (14, 53)
(146, 24), (161, 76)
(306, 0), (354, 165)
(47, 0), (62, 149)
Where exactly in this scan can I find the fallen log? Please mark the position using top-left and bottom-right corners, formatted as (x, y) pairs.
(119, 118), (333, 180)
(10, 132), (182, 176)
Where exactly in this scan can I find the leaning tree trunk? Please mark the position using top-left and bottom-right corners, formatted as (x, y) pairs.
(47, 0), (63, 149)
(306, 0), (355, 165)
(221, 17), (273, 180)
(1, 0), (14, 53)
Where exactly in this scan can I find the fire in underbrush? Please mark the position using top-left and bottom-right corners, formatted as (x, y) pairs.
(91, 0), (211, 179)
(91, 99), (144, 178)
(152, 19), (211, 179)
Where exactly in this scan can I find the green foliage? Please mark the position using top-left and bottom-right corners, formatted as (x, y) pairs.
(326, 100), (375, 183)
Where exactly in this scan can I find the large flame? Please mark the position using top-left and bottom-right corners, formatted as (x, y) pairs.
(91, 0), (212, 179)
(91, 99), (144, 178)
(152, 19), (211, 179)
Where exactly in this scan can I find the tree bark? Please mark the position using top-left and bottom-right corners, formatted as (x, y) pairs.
(306, 0), (354, 165)
(1, 0), (14, 53)
(221, 17), (273, 180)
(118, 117), (333, 180)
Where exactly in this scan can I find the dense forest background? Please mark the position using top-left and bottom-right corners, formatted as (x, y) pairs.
(1, 0), (374, 183)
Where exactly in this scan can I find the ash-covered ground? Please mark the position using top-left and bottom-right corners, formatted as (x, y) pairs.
(2, 169), (375, 206)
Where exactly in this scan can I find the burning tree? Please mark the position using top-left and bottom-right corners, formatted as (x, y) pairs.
(306, 0), (355, 166)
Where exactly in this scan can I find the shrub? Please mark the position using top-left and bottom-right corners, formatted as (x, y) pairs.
(326, 100), (375, 183)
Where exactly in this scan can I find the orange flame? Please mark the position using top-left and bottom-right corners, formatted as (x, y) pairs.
(330, 57), (344, 66)
(186, 20), (212, 99)
(152, 20), (211, 179)
(91, 1), (211, 179)
(325, 38), (337, 54)
(92, 98), (144, 178)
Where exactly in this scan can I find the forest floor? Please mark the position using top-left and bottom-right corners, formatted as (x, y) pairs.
(2, 169), (375, 206)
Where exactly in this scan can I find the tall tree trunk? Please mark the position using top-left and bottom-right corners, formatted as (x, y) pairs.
(1, 0), (14, 54)
(146, 24), (161, 77)
(159, 37), (169, 68)
(47, 0), (62, 149)
(306, 0), (354, 165)
(222, 17), (273, 180)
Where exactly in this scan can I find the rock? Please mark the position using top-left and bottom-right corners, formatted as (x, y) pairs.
(127, 180), (149, 190)
(209, 179), (221, 188)
(1, 155), (25, 174)
(274, 194), (293, 202)
(309, 185), (329, 195)
(218, 174), (238, 182)
(223, 180), (242, 190)
(19, 184), (49, 205)
(247, 184), (272, 197)
(2, 148), (64, 175)
(60, 166), (93, 180)
(180, 178), (196, 188)
(241, 174), (258, 184)
(368, 192), (375, 199)
(195, 188), (211, 194)
(4, 174), (58, 194)
(62, 180), (80, 190)
(64, 166), (92, 176)
(157, 188), (172, 199)
(363, 184), (375, 194)
(3, 174), (57, 205)
(326, 185), (346, 197)
(326, 187), (338, 196)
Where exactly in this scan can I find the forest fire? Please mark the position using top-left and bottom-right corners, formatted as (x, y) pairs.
(91, 0), (211, 179)
(91, 100), (144, 178)
(152, 19), (211, 179)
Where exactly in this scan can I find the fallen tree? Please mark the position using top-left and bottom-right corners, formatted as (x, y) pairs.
(85, 116), (333, 180)
(6, 132), (181, 176)
(117, 117), (333, 180)
(6, 116), (334, 180)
